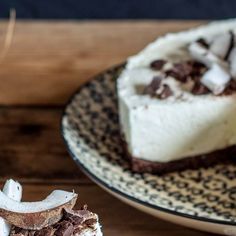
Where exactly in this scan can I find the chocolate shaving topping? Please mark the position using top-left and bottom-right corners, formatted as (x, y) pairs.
(166, 60), (207, 83)
(84, 218), (97, 226)
(10, 207), (98, 236)
(147, 55), (236, 98)
(54, 221), (74, 236)
(146, 32), (236, 97)
(191, 81), (210, 95)
(34, 227), (55, 236)
(64, 214), (83, 226)
(150, 59), (167, 70)
(10, 228), (32, 236)
(143, 76), (162, 96)
(164, 60), (209, 95)
(223, 79), (236, 95)
(165, 61), (194, 82)
(158, 84), (173, 99)
(190, 61), (207, 77)
(143, 76), (173, 99)
(229, 79), (236, 90)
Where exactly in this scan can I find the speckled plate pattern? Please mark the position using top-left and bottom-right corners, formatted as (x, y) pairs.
(61, 64), (236, 233)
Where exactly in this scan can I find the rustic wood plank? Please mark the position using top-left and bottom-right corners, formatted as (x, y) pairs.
(0, 21), (203, 105)
(0, 182), (211, 236)
(0, 107), (89, 181)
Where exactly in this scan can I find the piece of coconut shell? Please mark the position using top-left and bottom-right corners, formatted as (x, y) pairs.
(0, 190), (78, 231)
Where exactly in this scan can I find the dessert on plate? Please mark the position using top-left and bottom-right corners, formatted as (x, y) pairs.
(0, 179), (102, 236)
(117, 19), (236, 173)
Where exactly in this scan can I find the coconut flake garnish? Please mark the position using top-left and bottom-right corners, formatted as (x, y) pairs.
(201, 64), (231, 95)
(229, 47), (236, 79)
(210, 32), (234, 60)
(187, 30), (236, 95)
(188, 41), (220, 67)
(0, 179), (22, 236)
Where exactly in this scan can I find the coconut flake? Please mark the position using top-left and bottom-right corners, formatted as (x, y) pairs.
(201, 64), (231, 95)
(210, 32), (234, 59)
(228, 47), (236, 79)
(0, 179), (22, 236)
(189, 41), (220, 67)
(3, 179), (22, 202)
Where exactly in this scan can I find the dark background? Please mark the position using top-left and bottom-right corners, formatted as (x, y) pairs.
(1, 0), (236, 19)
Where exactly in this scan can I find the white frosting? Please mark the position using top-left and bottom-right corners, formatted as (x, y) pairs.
(76, 222), (103, 236)
(118, 19), (236, 163)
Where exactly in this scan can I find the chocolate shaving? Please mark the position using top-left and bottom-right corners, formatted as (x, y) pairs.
(191, 81), (210, 95)
(165, 61), (193, 82)
(223, 79), (236, 95)
(164, 60), (209, 95)
(10, 228), (32, 236)
(143, 76), (162, 96)
(10, 207), (98, 236)
(84, 218), (97, 226)
(34, 227), (55, 236)
(143, 76), (173, 99)
(54, 221), (74, 236)
(158, 84), (173, 99)
(150, 59), (167, 70)
(190, 61), (207, 77)
(148, 34), (236, 96)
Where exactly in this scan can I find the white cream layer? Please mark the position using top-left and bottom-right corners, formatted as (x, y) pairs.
(77, 222), (103, 236)
(118, 19), (236, 163)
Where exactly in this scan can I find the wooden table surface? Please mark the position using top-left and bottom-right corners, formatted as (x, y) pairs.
(0, 20), (213, 236)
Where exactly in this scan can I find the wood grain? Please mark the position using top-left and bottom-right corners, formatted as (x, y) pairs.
(0, 21), (212, 235)
(0, 21), (204, 105)
(0, 107), (87, 181)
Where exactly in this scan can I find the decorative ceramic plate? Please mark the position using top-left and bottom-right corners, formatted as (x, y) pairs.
(61, 64), (236, 235)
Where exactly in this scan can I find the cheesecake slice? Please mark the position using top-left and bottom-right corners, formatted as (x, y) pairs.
(117, 19), (236, 173)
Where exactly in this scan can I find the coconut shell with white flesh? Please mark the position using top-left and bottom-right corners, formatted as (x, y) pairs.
(0, 180), (22, 236)
(0, 190), (78, 230)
